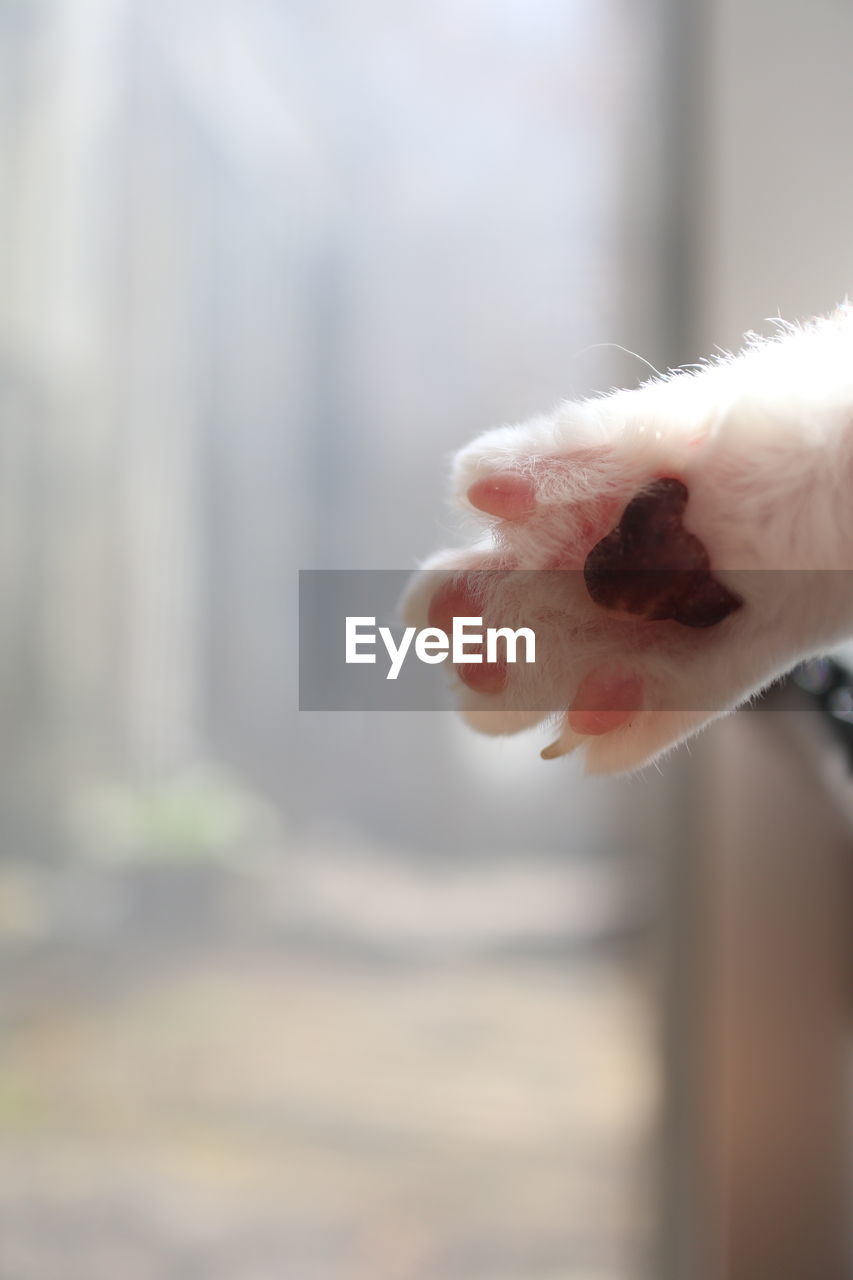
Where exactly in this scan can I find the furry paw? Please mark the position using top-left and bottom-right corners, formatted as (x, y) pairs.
(404, 312), (853, 772)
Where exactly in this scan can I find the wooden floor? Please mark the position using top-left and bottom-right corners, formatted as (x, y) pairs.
(0, 846), (651, 1280)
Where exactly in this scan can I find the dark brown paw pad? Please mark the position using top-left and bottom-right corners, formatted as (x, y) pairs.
(583, 478), (743, 628)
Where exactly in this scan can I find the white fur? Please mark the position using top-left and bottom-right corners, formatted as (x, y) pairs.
(404, 306), (853, 773)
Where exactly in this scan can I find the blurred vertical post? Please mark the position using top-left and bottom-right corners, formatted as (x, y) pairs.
(655, 0), (853, 1271)
(703, 713), (851, 1280)
(0, 0), (129, 801)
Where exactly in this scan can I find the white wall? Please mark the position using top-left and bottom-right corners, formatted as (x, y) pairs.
(699, 0), (853, 350)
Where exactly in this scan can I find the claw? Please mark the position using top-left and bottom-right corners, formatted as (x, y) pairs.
(540, 733), (581, 761)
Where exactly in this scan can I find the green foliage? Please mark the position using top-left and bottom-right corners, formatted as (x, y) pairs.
(68, 769), (280, 862)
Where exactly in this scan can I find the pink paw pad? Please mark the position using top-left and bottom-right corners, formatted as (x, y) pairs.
(467, 473), (536, 520)
(427, 578), (508, 694)
(568, 667), (643, 736)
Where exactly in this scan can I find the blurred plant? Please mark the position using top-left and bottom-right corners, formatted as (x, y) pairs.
(66, 768), (283, 863)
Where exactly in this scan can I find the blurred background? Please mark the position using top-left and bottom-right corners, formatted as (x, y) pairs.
(2, 1), (853, 1277)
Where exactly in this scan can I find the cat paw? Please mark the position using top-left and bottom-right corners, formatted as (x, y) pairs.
(403, 374), (828, 774)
